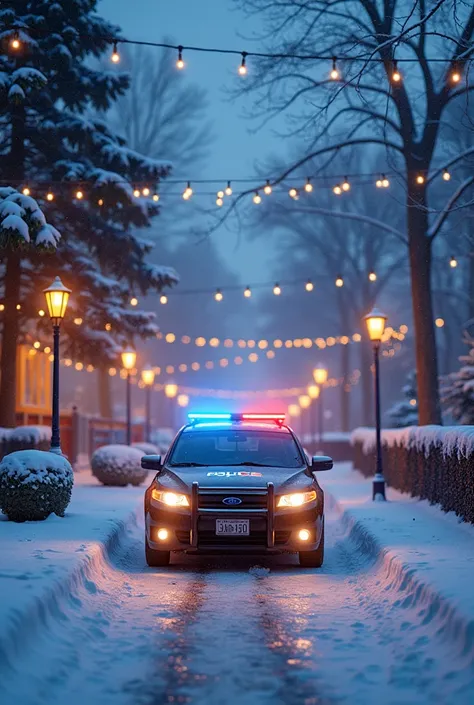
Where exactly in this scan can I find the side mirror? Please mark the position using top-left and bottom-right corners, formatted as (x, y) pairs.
(311, 455), (333, 472)
(141, 454), (162, 471)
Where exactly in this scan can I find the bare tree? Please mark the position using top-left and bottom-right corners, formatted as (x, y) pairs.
(226, 0), (474, 424)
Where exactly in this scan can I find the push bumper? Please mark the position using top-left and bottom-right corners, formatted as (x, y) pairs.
(146, 482), (324, 554)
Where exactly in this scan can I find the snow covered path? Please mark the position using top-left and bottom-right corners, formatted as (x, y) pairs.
(2, 501), (474, 705)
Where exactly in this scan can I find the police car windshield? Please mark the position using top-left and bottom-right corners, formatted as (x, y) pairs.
(169, 430), (304, 469)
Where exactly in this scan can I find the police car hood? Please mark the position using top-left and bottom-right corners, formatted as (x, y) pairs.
(159, 465), (312, 492)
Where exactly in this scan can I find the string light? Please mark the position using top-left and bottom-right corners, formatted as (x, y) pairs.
(416, 174), (425, 185)
(105, 323), (112, 331)
(225, 181), (232, 196)
(381, 175), (390, 188)
(183, 181), (193, 199)
(142, 187), (150, 196)
(75, 189), (84, 200)
(435, 317), (445, 328)
(392, 60), (402, 83)
(335, 275), (344, 287)
(244, 286), (252, 298)
(304, 178), (313, 193)
(376, 177), (383, 188)
(22, 187), (30, 196)
(330, 57), (340, 80)
(451, 68), (461, 84)
(153, 193), (160, 202)
(217, 190), (224, 198)
(289, 187), (298, 198)
(216, 197), (223, 207)
(368, 271), (377, 282)
(305, 280), (314, 292)
(74, 317), (83, 325)
(133, 189), (140, 198)
(38, 309), (45, 317)
(130, 297), (138, 306)
(111, 41), (120, 63)
(333, 184), (342, 195)
(176, 45), (185, 69)
(342, 177), (350, 191)
(215, 289), (223, 302)
(442, 169), (451, 181)
(273, 283), (281, 296)
(10, 31), (21, 51)
(46, 191), (54, 201)
(238, 52), (247, 76)
(264, 180), (272, 195)
(450, 255), (458, 268)
(98, 198), (104, 206)
(253, 191), (262, 204)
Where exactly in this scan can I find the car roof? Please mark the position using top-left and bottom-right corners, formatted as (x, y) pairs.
(182, 421), (292, 434)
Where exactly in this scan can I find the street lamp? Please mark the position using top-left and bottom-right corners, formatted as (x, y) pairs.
(164, 382), (178, 429)
(307, 384), (320, 445)
(364, 307), (388, 501)
(313, 364), (328, 445)
(121, 347), (137, 446)
(298, 394), (311, 441)
(43, 277), (71, 454)
(141, 365), (155, 442)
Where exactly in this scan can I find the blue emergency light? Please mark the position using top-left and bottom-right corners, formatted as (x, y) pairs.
(187, 412), (285, 422)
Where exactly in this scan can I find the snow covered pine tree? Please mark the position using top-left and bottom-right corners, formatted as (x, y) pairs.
(442, 337), (474, 425)
(386, 371), (419, 428)
(0, 2), (178, 426)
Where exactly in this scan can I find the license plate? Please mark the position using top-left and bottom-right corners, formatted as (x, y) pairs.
(216, 519), (250, 536)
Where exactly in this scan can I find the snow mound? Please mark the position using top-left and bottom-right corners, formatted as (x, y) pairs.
(351, 425), (474, 459)
(91, 444), (148, 487)
(0, 450), (73, 522)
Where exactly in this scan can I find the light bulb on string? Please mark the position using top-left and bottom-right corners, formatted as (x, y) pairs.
(75, 189), (84, 200)
(330, 57), (340, 80)
(183, 182), (192, 200)
(98, 198), (104, 206)
(381, 175), (390, 188)
(342, 177), (350, 191)
(244, 286), (252, 298)
(225, 181), (232, 196)
(392, 60), (402, 83)
(450, 68), (461, 84)
(305, 280), (314, 292)
(238, 52), (247, 76)
(133, 189), (140, 198)
(253, 191), (262, 204)
(369, 271), (377, 282)
(304, 178), (313, 193)
(142, 187), (150, 196)
(450, 255), (458, 268)
(289, 187), (298, 198)
(273, 283), (281, 296)
(216, 197), (223, 207)
(111, 41), (120, 63)
(376, 176), (383, 188)
(153, 193), (160, 202)
(264, 180), (272, 195)
(22, 187), (30, 196)
(335, 275), (344, 287)
(333, 184), (342, 195)
(46, 190), (54, 202)
(442, 169), (451, 181)
(214, 289), (223, 302)
(160, 295), (168, 305)
(176, 46), (185, 69)
(10, 31), (21, 51)
(416, 174), (425, 185)
(217, 190), (224, 198)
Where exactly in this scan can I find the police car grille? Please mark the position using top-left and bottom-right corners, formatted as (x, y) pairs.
(198, 530), (267, 546)
(198, 492), (268, 510)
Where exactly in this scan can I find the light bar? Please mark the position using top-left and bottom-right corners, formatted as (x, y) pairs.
(188, 413), (232, 420)
(241, 413), (286, 421)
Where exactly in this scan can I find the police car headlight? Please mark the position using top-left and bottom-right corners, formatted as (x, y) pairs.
(277, 490), (316, 508)
(151, 488), (190, 507)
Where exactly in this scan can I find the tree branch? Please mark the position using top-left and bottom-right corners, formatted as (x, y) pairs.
(428, 176), (474, 239)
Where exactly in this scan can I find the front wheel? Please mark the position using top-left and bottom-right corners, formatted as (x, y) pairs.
(299, 524), (324, 568)
(145, 538), (170, 567)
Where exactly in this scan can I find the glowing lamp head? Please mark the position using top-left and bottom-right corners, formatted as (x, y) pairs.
(43, 277), (71, 325)
(298, 394), (311, 409)
(364, 307), (388, 343)
(165, 382), (178, 398)
(141, 365), (155, 387)
(238, 53), (247, 75)
(121, 347), (137, 371)
(307, 384), (320, 399)
(287, 404), (301, 418)
(313, 366), (328, 385)
(177, 393), (189, 408)
(176, 46), (184, 69)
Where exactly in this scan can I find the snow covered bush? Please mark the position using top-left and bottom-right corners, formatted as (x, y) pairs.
(132, 442), (160, 456)
(442, 336), (474, 424)
(91, 445), (148, 487)
(0, 451), (73, 522)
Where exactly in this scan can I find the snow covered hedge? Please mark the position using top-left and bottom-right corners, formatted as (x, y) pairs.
(132, 441), (160, 456)
(0, 425), (51, 459)
(0, 450), (73, 522)
(351, 426), (474, 523)
(91, 445), (148, 487)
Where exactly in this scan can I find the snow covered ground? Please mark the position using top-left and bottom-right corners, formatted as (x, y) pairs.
(1, 464), (474, 705)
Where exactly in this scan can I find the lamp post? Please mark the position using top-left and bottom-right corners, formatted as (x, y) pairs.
(298, 394), (311, 442)
(177, 393), (189, 426)
(307, 384), (320, 446)
(141, 365), (155, 442)
(364, 308), (388, 501)
(43, 277), (71, 455)
(121, 347), (137, 446)
(313, 365), (328, 445)
(164, 382), (178, 429)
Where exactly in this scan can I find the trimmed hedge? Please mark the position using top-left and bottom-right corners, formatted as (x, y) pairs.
(91, 444), (148, 487)
(351, 426), (474, 524)
(0, 426), (50, 459)
(0, 450), (73, 522)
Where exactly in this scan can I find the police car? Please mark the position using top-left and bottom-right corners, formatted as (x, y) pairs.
(142, 412), (332, 568)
